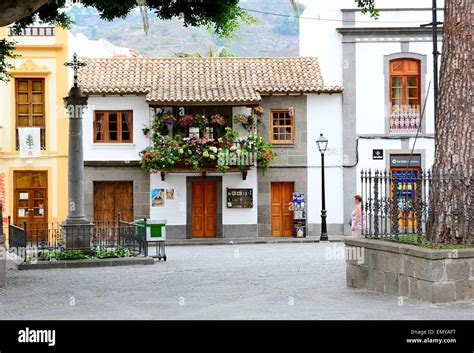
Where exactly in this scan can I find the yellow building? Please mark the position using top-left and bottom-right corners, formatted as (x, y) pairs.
(0, 25), (69, 233)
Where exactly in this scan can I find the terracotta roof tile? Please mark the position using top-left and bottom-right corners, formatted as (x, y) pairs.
(79, 57), (343, 104)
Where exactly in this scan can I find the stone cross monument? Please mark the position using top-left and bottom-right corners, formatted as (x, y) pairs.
(62, 54), (93, 250)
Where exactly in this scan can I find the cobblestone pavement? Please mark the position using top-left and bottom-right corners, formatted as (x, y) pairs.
(0, 243), (473, 320)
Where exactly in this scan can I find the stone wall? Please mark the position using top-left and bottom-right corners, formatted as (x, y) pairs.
(84, 163), (150, 221)
(257, 95), (308, 237)
(345, 238), (474, 303)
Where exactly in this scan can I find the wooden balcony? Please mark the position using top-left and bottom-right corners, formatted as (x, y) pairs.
(159, 160), (252, 181)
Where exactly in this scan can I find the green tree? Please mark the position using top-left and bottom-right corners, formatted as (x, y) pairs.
(174, 45), (235, 58)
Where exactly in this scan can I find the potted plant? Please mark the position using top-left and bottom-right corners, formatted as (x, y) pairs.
(142, 125), (150, 137)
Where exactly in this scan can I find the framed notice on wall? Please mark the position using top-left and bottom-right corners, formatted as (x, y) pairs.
(226, 188), (253, 208)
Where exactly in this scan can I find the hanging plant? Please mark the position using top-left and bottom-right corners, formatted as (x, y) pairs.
(178, 115), (195, 127)
(233, 114), (249, 125)
(142, 125), (150, 137)
(233, 113), (261, 131)
(162, 113), (177, 125)
(192, 114), (209, 129)
(210, 113), (226, 126)
(253, 106), (264, 117)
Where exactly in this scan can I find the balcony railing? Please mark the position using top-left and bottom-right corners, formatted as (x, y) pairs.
(8, 26), (55, 37)
(389, 110), (421, 134)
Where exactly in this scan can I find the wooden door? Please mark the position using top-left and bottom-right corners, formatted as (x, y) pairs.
(271, 182), (294, 237)
(14, 171), (48, 242)
(94, 181), (133, 222)
(14, 171), (48, 226)
(192, 181), (217, 237)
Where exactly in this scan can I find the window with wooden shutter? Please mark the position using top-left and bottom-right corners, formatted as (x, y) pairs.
(389, 59), (421, 133)
(15, 78), (45, 149)
(270, 110), (294, 144)
(94, 111), (133, 143)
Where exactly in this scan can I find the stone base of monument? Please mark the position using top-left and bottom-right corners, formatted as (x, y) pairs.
(344, 237), (474, 303)
(61, 221), (94, 253)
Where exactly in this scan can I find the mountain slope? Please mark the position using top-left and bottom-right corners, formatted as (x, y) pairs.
(67, 0), (299, 57)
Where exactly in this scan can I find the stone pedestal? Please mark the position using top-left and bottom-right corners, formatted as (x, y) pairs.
(62, 222), (94, 251)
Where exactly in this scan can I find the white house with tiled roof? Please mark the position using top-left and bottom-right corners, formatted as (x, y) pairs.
(77, 56), (344, 238)
(300, 0), (442, 235)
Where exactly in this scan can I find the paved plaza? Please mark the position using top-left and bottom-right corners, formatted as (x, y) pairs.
(0, 243), (473, 320)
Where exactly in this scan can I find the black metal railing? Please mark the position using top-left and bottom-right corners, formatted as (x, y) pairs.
(93, 219), (144, 255)
(6, 214), (146, 261)
(7, 217), (27, 256)
(360, 169), (473, 245)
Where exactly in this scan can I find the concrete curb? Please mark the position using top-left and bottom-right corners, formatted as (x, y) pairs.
(165, 236), (346, 246)
(18, 256), (155, 270)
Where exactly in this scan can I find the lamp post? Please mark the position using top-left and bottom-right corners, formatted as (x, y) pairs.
(316, 134), (328, 241)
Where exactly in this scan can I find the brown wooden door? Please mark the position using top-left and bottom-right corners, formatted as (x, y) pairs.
(192, 181), (217, 237)
(94, 181), (133, 222)
(271, 182), (294, 237)
(14, 171), (48, 242)
(14, 171), (48, 226)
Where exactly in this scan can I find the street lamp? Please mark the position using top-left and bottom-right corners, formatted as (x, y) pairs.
(316, 134), (328, 241)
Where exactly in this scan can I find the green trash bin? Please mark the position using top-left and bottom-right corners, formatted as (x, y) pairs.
(135, 219), (167, 241)
(135, 219), (167, 261)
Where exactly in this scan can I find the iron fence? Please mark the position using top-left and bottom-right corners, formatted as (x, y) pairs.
(8, 218), (27, 250)
(360, 169), (473, 244)
(6, 214), (146, 261)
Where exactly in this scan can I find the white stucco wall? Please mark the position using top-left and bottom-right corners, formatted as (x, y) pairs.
(306, 93), (344, 225)
(299, 4), (343, 86)
(149, 170), (258, 226)
(149, 173), (187, 225)
(83, 96), (150, 161)
(355, 42), (399, 135)
(300, 1), (443, 137)
(221, 168), (258, 225)
(409, 41), (438, 135)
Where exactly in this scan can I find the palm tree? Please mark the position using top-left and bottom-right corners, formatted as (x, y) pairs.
(174, 46), (235, 58)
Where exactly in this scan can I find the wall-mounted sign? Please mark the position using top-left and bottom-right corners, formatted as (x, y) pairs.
(390, 154), (422, 168)
(226, 188), (253, 208)
(373, 149), (384, 160)
(151, 189), (165, 207)
(166, 189), (174, 200)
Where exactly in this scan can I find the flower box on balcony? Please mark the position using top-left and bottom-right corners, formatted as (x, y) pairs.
(140, 116), (276, 179)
